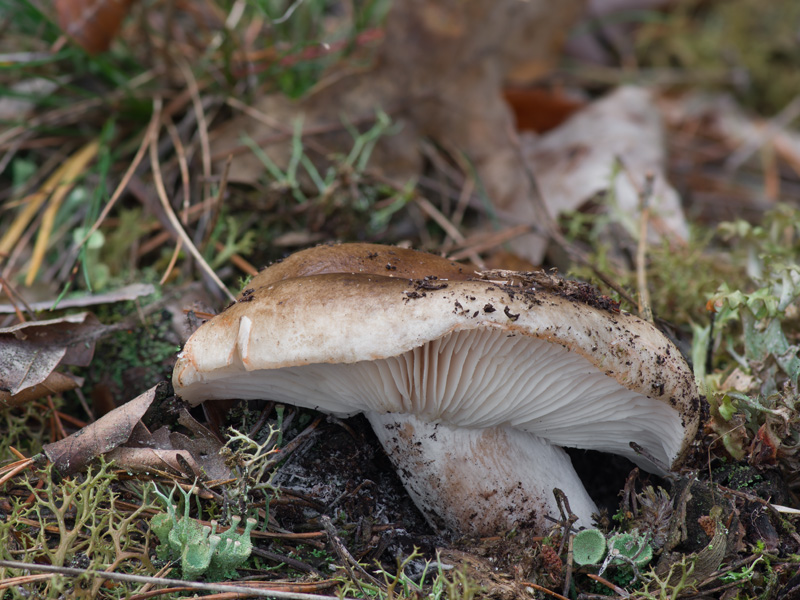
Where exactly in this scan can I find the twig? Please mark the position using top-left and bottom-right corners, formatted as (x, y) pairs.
(519, 580), (571, 600)
(321, 515), (385, 593)
(415, 196), (484, 267)
(553, 488), (579, 555)
(177, 59), (212, 200)
(159, 240), (183, 286)
(200, 154), (232, 254)
(447, 224), (532, 262)
(725, 93), (800, 172)
(272, 0), (306, 24)
(0, 559), (351, 599)
(635, 172), (655, 322)
(0, 275), (34, 322)
(629, 442), (671, 474)
(75, 99), (161, 257)
(165, 117), (191, 222)
(564, 531), (575, 599)
(148, 99), (235, 302)
(585, 573), (630, 597)
(0, 457), (35, 486)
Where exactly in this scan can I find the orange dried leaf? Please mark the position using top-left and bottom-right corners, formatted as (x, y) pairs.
(55, 0), (136, 54)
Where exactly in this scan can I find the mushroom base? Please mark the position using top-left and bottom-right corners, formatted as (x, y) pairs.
(366, 412), (598, 536)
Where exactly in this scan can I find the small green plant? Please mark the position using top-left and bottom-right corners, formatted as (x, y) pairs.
(150, 483), (257, 581)
(694, 206), (800, 460)
(222, 421), (283, 503)
(333, 549), (483, 600)
(630, 555), (697, 600)
(720, 556), (763, 584)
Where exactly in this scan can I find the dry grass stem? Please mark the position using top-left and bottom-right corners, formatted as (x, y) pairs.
(148, 99), (235, 301)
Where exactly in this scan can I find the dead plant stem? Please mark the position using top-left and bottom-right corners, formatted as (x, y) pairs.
(0, 560), (355, 600)
(148, 100), (235, 301)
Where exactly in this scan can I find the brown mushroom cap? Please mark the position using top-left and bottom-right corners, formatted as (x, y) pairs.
(250, 243), (473, 285)
(173, 243), (700, 534)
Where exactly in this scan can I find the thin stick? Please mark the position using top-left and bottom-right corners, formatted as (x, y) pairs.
(321, 515), (385, 593)
(564, 533), (575, 599)
(520, 580), (571, 600)
(45, 395), (68, 439)
(0, 276), (32, 322)
(635, 173), (655, 322)
(177, 59), (212, 199)
(160, 240), (183, 286)
(148, 102), (235, 302)
(165, 118), (191, 223)
(585, 573), (630, 597)
(76, 100), (161, 251)
(0, 457), (34, 487)
(416, 196), (484, 267)
(0, 559), (353, 600)
(725, 93), (800, 172)
(447, 224), (532, 262)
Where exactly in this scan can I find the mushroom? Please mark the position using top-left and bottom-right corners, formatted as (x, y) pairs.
(173, 243), (700, 535)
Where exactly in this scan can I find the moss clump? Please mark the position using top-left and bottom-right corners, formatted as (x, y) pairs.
(635, 0), (800, 114)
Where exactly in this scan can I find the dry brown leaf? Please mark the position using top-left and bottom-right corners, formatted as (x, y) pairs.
(0, 371), (83, 410)
(521, 86), (690, 258)
(43, 382), (166, 474)
(104, 446), (201, 476)
(102, 404), (231, 480)
(0, 312), (106, 397)
(55, 0), (136, 54)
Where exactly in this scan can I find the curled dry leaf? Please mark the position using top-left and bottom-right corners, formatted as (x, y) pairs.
(0, 371), (83, 410)
(521, 86), (690, 258)
(104, 447), (201, 476)
(43, 382), (166, 474)
(0, 312), (107, 397)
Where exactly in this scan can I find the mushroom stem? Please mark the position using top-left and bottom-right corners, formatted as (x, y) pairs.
(366, 411), (598, 535)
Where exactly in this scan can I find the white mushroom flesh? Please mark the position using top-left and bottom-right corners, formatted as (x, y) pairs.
(366, 412), (598, 533)
(178, 327), (684, 469)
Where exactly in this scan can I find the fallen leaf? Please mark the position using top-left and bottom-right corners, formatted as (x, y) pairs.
(0, 312), (107, 396)
(522, 86), (690, 259)
(55, 0), (136, 54)
(503, 87), (585, 133)
(102, 403), (231, 480)
(105, 446), (201, 476)
(43, 382), (166, 474)
(0, 371), (83, 410)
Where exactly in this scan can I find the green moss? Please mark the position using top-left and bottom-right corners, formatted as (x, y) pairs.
(635, 0), (800, 114)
